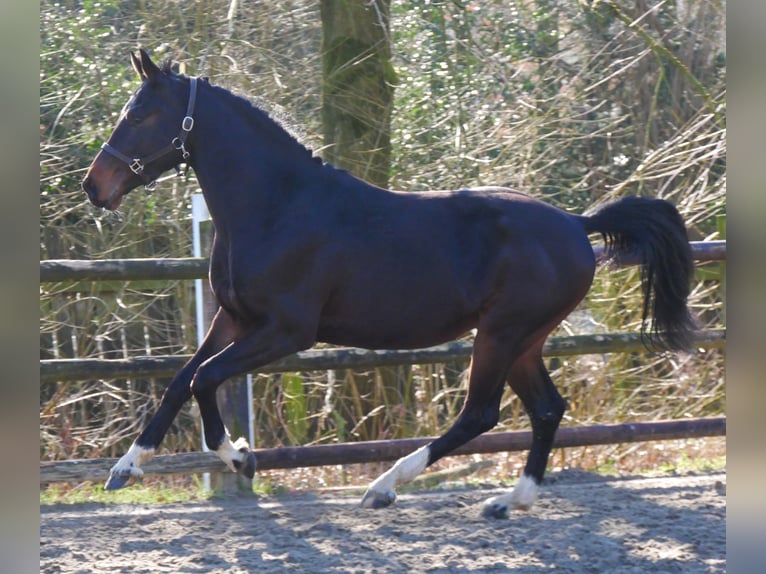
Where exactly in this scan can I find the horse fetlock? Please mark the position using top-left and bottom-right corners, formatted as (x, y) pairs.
(217, 436), (256, 476)
(510, 474), (539, 508)
(480, 495), (527, 519)
(361, 445), (430, 509)
(481, 474), (539, 518)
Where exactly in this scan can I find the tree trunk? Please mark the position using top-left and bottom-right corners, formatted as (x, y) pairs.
(320, 0), (395, 188)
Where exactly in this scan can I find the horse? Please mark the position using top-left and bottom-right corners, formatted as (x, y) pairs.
(82, 49), (696, 517)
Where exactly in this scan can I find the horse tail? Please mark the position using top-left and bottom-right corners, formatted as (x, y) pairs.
(578, 195), (697, 350)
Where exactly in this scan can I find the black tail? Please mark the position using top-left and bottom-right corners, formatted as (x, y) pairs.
(580, 195), (696, 350)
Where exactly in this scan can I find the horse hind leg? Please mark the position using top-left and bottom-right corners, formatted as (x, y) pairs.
(482, 349), (566, 518)
(361, 332), (510, 509)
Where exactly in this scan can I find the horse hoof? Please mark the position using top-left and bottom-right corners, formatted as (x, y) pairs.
(104, 470), (134, 491)
(481, 501), (509, 519)
(233, 450), (257, 479)
(361, 489), (396, 509)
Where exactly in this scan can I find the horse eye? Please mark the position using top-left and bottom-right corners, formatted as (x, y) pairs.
(124, 105), (146, 125)
(128, 112), (144, 125)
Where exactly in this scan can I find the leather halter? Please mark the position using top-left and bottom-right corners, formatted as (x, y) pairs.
(100, 76), (198, 190)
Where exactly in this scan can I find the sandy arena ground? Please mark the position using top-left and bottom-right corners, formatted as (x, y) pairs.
(40, 469), (726, 573)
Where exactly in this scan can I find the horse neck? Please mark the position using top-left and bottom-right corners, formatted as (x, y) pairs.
(188, 85), (322, 230)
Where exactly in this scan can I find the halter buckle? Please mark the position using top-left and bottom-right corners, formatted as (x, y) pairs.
(172, 137), (190, 160)
(129, 158), (145, 174)
(182, 116), (194, 131)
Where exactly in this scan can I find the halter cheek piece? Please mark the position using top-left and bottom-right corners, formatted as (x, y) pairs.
(100, 77), (198, 191)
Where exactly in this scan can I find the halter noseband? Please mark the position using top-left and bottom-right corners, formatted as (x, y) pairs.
(100, 76), (198, 190)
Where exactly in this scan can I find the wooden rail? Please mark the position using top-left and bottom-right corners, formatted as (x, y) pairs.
(40, 417), (725, 484)
(39, 240), (726, 283)
(40, 329), (725, 384)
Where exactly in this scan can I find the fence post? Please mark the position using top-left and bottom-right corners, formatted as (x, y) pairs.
(192, 194), (254, 495)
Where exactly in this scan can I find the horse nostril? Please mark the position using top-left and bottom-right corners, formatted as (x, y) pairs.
(82, 176), (96, 200)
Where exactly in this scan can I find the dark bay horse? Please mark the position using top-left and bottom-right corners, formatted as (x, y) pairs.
(82, 49), (695, 517)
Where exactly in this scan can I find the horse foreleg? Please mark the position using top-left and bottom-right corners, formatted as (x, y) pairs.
(481, 353), (565, 518)
(105, 309), (238, 490)
(361, 333), (509, 509)
(190, 319), (314, 480)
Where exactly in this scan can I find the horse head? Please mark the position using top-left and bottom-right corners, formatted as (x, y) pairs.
(82, 49), (196, 210)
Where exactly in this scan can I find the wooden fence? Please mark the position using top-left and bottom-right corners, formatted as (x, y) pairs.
(41, 417), (725, 484)
(39, 240), (726, 485)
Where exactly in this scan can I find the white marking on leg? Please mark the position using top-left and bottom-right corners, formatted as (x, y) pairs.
(510, 473), (539, 509)
(110, 443), (155, 478)
(216, 434), (251, 473)
(362, 445), (430, 507)
(483, 473), (540, 514)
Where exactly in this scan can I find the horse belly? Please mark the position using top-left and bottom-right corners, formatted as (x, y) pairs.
(317, 279), (479, 349)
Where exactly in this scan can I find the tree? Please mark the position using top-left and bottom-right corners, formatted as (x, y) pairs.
(320, 0), (395, 188)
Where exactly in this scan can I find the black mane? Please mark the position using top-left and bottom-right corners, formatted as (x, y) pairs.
(167, 66), (322, 165)
(216, 84), (320, 162)
(159, 59), (174, 74)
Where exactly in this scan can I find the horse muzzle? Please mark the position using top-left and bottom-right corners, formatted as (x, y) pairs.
(81, 173), (127, 211)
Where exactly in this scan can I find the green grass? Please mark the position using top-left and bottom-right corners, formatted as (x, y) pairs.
(651, 453), (726, 476)
(39, 473), (299, 506)
(591, 448), (726, 478)
(40, 476), (212, 506)
(592, 456), (728, 478)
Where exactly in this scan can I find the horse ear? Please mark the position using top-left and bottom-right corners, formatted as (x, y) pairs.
(131, 48), (162, 83)
(130, 51), (142, 78)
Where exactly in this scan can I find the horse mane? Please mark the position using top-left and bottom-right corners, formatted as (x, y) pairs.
(193, 73), (322, 165)
(159, 59), (174, 74)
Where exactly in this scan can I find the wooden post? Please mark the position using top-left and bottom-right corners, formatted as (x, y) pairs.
(213, 370), (254, 495)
